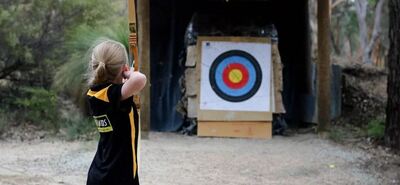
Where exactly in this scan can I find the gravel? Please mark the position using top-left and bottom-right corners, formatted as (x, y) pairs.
(0, 132), (395, 185)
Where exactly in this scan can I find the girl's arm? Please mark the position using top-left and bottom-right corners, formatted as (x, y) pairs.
(121, 67), (147, 100)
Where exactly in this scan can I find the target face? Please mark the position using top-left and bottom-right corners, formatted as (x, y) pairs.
(209, 50), (262, 102)
(199, 39), (271, 112)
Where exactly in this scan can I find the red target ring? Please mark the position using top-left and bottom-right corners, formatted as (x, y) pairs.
(222, 63), (249, 89)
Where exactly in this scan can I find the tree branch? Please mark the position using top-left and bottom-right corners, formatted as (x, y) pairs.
(0, 59), (23, 79)
(332, 0), (346, 9)
(330, 30), (341, 54)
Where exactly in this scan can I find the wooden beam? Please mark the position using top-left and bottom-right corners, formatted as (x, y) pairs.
(317, 0), (332, 134)
(198, 121), (272, 139)
(137, 0), (150, 139)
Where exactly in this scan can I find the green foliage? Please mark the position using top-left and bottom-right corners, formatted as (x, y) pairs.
(330, 0), (389, 57)
(0, 0), (128, 138)
(331, 1), (360, 55)
(328, 124), (369, 143)
(61, 114), (97, 141)
(329, 127), (348, 143)
(367, 118), (385, 139)
(13, 87), (59, 130)
(0, 0), (116, 87)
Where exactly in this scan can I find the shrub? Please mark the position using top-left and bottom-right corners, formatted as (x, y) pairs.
(61, 115), (97, 141)
(58, 99), (97, 140)
(13, 87), (59, 130)
(0, 109), (12, 136)
(367, 118), (385, 139)
(329, 127), (347, 143)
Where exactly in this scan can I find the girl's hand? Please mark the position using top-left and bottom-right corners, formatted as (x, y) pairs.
(122, 69), (130, 79)
(122, 65), (134, 79)
(121, 71), (146, 100)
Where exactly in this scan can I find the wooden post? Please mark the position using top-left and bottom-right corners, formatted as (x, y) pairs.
(137, 0), (150, 139)
(317, 0), (331, 134)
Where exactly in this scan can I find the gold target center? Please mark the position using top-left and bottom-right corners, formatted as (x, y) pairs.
(228, 69), (243, 83)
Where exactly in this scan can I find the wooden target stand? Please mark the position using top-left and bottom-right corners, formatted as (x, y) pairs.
(196, 37), (273, 139)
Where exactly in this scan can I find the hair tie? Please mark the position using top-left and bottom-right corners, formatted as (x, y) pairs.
(92, 55), (106, 69)
(98, 60), (106, 68)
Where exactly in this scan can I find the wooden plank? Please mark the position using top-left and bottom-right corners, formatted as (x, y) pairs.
(197, 36), (271, 44)
(198, 110), (272, 121)
(137, 0), (150, 138)
(185, 67), (199, 96)
(198, 121), (272, 139)
(272, 43), (285, 113)
(185, 46), (197, 67)
(187, 96), (198, 118)
(271, 69), (275, 112)
(195, 40), (202, 96)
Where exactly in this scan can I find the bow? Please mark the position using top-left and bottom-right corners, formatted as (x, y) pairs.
(128, 0), (140, 108)
(128, 0), (138, 71)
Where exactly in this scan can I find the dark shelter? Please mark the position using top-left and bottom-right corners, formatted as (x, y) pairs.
(150, 0), (312, 131)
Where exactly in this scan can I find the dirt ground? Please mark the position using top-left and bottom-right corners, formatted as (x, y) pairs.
(0, 132), (399, 185)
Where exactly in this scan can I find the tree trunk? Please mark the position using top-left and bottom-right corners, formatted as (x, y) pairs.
(385, 0), (400, 150)
(317, 0), (332, 134)
(355, 0), (369, 63)
(355, 0), (385, 64)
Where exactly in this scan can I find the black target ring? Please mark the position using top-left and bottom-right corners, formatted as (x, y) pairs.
(209, 50), (262, 102)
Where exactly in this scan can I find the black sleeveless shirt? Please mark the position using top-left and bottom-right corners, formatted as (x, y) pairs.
(86, 83), (139, 185)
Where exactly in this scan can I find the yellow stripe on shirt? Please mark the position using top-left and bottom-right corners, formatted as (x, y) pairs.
(87, 85), (112, 103)
(129, 108), (137, 178)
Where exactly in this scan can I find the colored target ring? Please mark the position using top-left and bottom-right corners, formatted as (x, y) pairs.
(209, 50), (262, 102)
(222, 63), (249, 89)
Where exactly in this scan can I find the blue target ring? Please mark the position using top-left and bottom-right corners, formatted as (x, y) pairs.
(214, 56), (256, 97)
(209, 50), (262, 102)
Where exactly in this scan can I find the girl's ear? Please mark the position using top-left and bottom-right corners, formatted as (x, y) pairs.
(122, 64), (130, 79)
(122, 64), (129, 72)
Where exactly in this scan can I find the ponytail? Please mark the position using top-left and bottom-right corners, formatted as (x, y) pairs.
(91, 59), (108, 85)
(87, 39), (129, 86)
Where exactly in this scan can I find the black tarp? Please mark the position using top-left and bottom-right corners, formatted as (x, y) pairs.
(150, 0), (310, 131)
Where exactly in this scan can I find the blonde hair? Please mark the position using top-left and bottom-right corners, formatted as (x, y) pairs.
(87, 39), (128, 86)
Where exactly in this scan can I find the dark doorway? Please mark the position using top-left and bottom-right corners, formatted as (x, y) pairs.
(150, 0), (311, 131)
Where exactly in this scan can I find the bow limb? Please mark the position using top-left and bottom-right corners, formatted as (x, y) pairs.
(128, 0), (141, 109)
(128, 0), (139, 72)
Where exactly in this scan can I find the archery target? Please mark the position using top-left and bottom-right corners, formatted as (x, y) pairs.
(209, 50), (262, 102)
(200, 40), (271, 112)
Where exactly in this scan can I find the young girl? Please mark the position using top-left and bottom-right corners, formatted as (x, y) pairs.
(86, 39), (146, 185)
